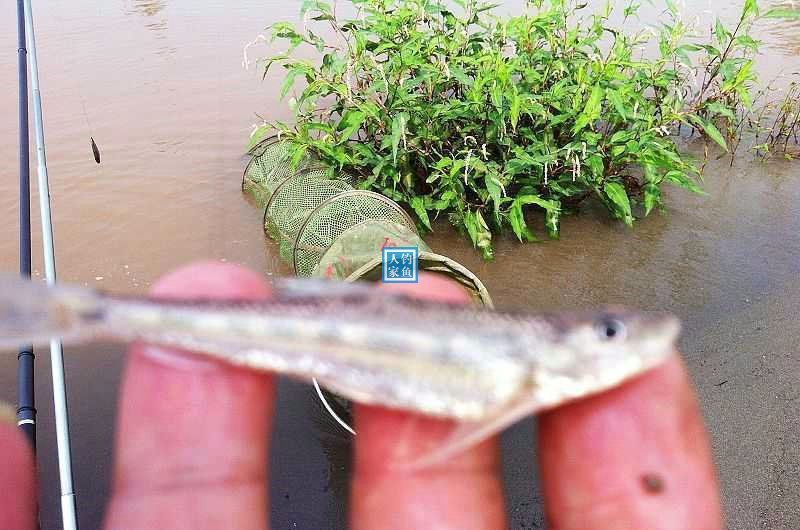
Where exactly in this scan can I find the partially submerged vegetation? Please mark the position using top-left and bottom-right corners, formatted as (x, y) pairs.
(251, 0), (800, 258)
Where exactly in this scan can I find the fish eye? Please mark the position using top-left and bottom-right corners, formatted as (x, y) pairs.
(596, 317), (627, 341)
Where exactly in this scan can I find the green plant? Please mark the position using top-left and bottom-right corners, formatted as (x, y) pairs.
(252, 0), (798, 259)
(744, 81), (800, 159)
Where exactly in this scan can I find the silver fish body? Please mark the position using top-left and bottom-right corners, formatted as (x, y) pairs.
(1, 277), (681, 423)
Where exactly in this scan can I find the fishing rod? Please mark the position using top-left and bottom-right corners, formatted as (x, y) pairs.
(22, 1), (80, 529)
(15, 0), (36, 450)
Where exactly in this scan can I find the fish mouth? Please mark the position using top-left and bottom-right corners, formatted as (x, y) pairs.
(645, 311), (682, 345)
(629, 312), (682, 368)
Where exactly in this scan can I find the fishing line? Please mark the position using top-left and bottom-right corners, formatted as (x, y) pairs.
(81, 98), (101, 164)
(313, 377), (356, 436)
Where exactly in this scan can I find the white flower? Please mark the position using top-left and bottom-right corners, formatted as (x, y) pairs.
(242, 34), (267, 71)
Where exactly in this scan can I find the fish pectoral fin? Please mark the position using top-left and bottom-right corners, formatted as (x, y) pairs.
(399, 392), (541, 471)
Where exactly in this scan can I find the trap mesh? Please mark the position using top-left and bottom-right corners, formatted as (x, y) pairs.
(247, 134), (282, 157)
(242, 136), (326, 207)
(315, 220), (432, 279)
(242, 139), (493, 306)
(294, 191), (416, 276)
(265, 171), (355, 263)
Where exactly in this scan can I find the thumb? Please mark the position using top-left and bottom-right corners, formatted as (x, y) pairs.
(0, 402), (37, 530)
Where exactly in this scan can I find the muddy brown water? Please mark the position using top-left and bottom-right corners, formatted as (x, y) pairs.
(0, 0), (798, 528)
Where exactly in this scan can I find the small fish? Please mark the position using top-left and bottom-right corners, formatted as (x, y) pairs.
(0, 276), (680, 466)
(90, 137), (101, 164)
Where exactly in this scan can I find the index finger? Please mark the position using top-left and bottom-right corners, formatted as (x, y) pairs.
(538, 354), (723, 530)
(350, 273), (507, 530)
(104, 262), (274, 530)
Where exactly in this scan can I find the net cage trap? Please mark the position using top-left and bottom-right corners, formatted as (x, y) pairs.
(243, 134), (494, 433)
(243, 134), (493, 307)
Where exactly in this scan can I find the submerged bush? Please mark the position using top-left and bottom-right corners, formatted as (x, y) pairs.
(251, 0), (798, 259)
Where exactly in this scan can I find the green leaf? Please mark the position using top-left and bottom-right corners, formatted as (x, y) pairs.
(510, 90), (522, 131)
(585, 155), (604, 177)
(704, 102), (735, 120)
(734, 35), (761, 51)
(410, 196), (432, 231)
(603, 182), (633, 226)
(742, 0), (759, 19)
(737, 85), (753, 109)
(246, 125), (272, 152)
(300, 0), (331, 15)
(485, 174), (503, 205)
(474, 210), (493, 260)
(337, 110), (366, 142)
(609, 130), (632, 144)
(544, 206), (561, 239)
(689, 115), (728, 152)
(724, 61), (754, 93)
(289, 143), (308, 170)
(280, 72), (299, 100)
(664, 170), (705, 194)
(515, 195), (561, 238)
(762, 7), (800, 19)
(390, 113), (407, 164)
(516, 194), (559, 211)
(573, 84), (604, 133)
(508, 200), (537, 242)
(464, 210), (493, 259)
(280, 64), (314, 99)
(607, 90), (627, 120)
(714, 19), (730, 46)
(643, 183), (662, 215)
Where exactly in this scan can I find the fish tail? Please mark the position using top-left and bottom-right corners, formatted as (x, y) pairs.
(0, 276), (102, 349)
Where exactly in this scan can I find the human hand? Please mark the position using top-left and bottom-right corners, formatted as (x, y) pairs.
(0, 262), (722, 529)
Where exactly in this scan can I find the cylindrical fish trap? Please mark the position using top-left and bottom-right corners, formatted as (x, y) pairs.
(315, 220), (492, 306)
(243, 139), (493, 307)
(264, 169), (356, 264)
(242, 135), (325, 207)
(293, 190), (416, 277)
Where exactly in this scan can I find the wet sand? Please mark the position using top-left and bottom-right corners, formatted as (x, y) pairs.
(0, 0), (798, 528)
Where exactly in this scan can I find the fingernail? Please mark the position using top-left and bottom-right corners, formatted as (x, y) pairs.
(0, 401), (17, 425)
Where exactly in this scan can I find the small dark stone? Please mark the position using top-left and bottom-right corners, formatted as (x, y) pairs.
(641, 473), (665, 494)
